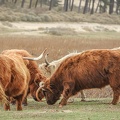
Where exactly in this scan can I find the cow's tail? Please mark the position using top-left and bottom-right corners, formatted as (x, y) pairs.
(0, 84), (8, 104)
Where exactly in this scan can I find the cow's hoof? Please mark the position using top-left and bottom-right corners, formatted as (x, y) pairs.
(111, 102), (117, 105)
(67, 99), (74, 103)
(81, 99), (86, 102)
(59, 104), (63, 108)
(23, 103), (28, 106)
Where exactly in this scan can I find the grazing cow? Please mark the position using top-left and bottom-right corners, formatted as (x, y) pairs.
(39, 52), (86, 101)
(36, 49), (120, 107)
(2, 49), (46, 105)
(0, 54), (30, 110)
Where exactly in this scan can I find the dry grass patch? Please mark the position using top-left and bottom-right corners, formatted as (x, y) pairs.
(0, 6), (120, 23)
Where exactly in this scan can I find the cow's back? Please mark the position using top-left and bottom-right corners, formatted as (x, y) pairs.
(0, 54), (30, 97)
(53, 49), (120, 92)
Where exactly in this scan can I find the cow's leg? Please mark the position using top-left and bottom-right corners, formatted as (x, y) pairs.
(10, 97), (16, 105)
(111, 89), (120, 105)
(67, 90), (86, 103)
(22, 97), (27, 106)
(80, 90), (86, 101)
(4, 97), (10, 111)
(67, 97), (74, 103)
(14, 94), (24, 111)
(59, 82), (74, 107)
(4, 103), (10, 111)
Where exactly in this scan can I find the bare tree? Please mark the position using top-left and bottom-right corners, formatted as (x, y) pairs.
(21, 0), (25, 8)
(40, 0), (43, 7)
(90, 0), (95, 14)
(78, 0), (82, 13)
(102, 0), (108, 13)
(70, 0), (74, 11)
(109, 0), (114, 14)
(49, 0), (53, 10)
(88, 0), (91, 12)
(83, 0), (89, 14)
(95, 0), (100, 13)
(29, 0), (32, 8)
(64, 0), (69, 11)
(35, 0), (39, 8)
(14, 0), (17, 4)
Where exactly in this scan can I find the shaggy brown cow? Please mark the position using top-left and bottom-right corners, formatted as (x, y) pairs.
(36, 49), (120, 107)
(0, 54), (30, 110)
(2, 49), (46, 105)
(39, 52), (86, 102)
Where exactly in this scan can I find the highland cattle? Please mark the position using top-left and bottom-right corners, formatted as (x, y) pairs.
(36, 49), (120, 107)
(2, 49), (46, 105)
(0, 54), (30, 110)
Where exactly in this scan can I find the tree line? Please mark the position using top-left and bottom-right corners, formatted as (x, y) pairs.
(0, 0), (120, 14)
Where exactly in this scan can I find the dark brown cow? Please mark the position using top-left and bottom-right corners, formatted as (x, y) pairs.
(0, 54), (30, 110)
(2, 49), (46, 105)
(36, 49), (120, 107)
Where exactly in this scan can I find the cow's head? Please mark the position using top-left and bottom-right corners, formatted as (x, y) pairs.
(39, 64), (56, 77)
(39, 54), (56, 77)
(23, 49), (47, 102)
(36, 80), (61, 105)
(29, 73), (45, 101)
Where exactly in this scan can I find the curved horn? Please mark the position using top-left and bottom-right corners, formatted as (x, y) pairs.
(36, 87), (42, 102)
(45, 53), (50, 66)
(23, 48), (47, 61)
(36, 82), (45, 102)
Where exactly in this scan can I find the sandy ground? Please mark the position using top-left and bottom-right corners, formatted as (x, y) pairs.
(0, 22), (120, 35)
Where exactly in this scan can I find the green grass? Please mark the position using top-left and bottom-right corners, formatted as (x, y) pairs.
(0, 98), (120, 120)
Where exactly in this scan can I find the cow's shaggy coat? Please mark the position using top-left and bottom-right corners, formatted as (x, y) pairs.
(39, 52), (86, 101)
(0, 54), (30, 110)
(0, 83), (8, 104)
(37, 49), (120, 107)
(2, 49), (46, 105)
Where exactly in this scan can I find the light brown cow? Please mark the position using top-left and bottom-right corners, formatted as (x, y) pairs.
(0, 54), (30, 110)
(2, 49), (46, 105)
(36, 49), (120, 107)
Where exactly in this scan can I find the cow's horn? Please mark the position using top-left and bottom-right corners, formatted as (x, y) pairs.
(36, 87), (42, 102)
(23, 48), (47, 61)
(45, 53), (50, 66)
(36, 82), (45, 102)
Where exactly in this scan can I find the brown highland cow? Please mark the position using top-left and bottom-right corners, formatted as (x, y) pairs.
(36, 49), (120, 107)
(0, 54), (30, 110)
(2, 49), (46, 105)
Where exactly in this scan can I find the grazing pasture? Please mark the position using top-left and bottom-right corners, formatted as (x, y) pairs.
(0, 98), (120, 120)
(0, 29), (120, 119)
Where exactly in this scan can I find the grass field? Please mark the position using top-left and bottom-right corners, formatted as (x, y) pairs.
(0, 98), (120, 120)
(0, 25), (120, 119)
